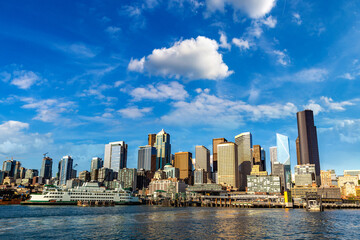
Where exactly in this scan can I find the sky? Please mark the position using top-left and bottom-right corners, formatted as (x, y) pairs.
(1, 0), (360, 176)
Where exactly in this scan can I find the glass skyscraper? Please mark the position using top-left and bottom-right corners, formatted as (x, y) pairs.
(58, 156), (73, 185)
(104, 141), (128, 172)
(276, 133), (291, 190)
(138, 145), (157, 172)
(154, 129), (171, 170)
(90, 157), (103, 172)
(40, 156), (53, 179)
(235, 132), (252, 191)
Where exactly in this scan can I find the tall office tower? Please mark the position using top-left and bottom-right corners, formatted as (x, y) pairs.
(2, 159), (16, 177)
(297, 110), (321, 185)
(104, 141), (128, 172)
(148, 134), (157, 147)
(14, 161), (21, 179)
(296, 137), (301, 165)
(19, 167), (26, 179)
(261, 148), (266, 171)
(40, 156), (53, 179)
(269, 147), (277, 174)
(154, 129), (171, 170)
(276, 133), (291, 190)
(235, 132), (252, 191)
(195, 145), (210, 172)
(90, 157), (103, 172)
(138, 145), (157, 172)
(25, 169), (38, 179)
(174, 152), (192, 183)
(217, 142), (239, 189)
(118, 168), (137, 190)
(58, 156), (73, 185)
(212, 138), (228, 172)
(252, 145), (265, 171)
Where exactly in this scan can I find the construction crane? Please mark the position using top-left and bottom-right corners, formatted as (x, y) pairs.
(43, 152), (49, 158)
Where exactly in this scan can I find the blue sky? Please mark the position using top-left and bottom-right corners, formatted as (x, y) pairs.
(1, 0), (360, 176)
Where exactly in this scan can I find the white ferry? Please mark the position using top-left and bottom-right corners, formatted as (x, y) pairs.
(23, 182), (140, 205)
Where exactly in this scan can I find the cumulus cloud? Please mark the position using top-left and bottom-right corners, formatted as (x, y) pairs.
(339, 73), (355, 80)
(304, 100), (323, 115)
(261, 15), (277, 28)
(20, 97), (76, 124)
(304, 97), (357, 115)
(80, 84), (117, 105)
(130, 81), (189, 101)
(128, 36), (233, 80)
(292, 13), (302, 25)
(232, 38), (250, 50)
(1, 69), (41, 89)
(160, 90), (297, 128)
(118, 106), (152, 118)
(219, 31), (231, 50)
(206, 0), (276, 19)
(323, 119), (360, 143)
(0, 120), (52, 156)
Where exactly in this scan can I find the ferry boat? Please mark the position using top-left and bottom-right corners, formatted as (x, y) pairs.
(22, 182), (140, 205)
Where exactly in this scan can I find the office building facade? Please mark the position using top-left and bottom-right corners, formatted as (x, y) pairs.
(104, 141), (128, 172)
(195, 145), (210, 172)
(269, 146), (277, 174)
(58, 156), (73, 185)
(212, 138), (227, 172)
(148, 134), (156, 147)
(40, 156), (53, 179)
(154, 129), (171, 170)
(235, 132), (252, 190)
(276, 133), (291, 190)
(297, 110), (321, 185)
(90, 157), (103, 172)
(174, 152), (192, 183)
(138, 145), (157, 172)
(217, 142), (239, 189)
(118, 168), (137, 190)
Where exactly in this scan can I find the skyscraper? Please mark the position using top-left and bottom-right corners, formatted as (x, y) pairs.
(154, 129), (171, 170)
(90, 157), (103, 172)
(252, 145), (265, 171)
(58, 156), (73, 185)
(148, 134), (156, 147)
(174, 152), (192, 183)
(14, 161), (21, 179)
(2, 159), (16, 177)
(269, 146), (277, 174)
(138, 145), (157, 172)
(104, 141), (128, 172)
(276, 133), (291, 190)
(195, 145), (210, 172)
(297, 110), (321, 185)
(40, 156), (53, 179)
(235, 132), (252, 191)
(212, 138), (227, 172)
(296, 137), (301, 165)
(217, 142), (239, 189)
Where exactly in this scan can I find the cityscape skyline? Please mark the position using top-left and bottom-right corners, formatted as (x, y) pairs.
(0, 1), (360, 175)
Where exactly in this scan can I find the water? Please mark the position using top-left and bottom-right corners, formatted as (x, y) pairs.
(0, 205), (359, 239)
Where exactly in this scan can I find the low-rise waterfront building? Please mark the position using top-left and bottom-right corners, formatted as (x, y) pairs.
(163, 163), (179, 179)
(247, 175), (281, 193)
(338, 175), (359, 188)
(148, 178), (187, 195)
(317, 187), (341, 199)
(194, 169), (207, 185)
(291, 185), (318, 199)
(320, 170), (333, 187)
(341, 182), (356, 198)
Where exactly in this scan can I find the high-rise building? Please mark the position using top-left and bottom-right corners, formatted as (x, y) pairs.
(272, 162), (286, 192)
(118, 168), (137, 190)
(297, 110), (321, 185)
(14, 161), (21, 179)
(58, 156), (73, 185)
(294, 164), (316, 186)
(79, 170), (91, 182)
(98, 167), (114, 182)
(104, 141), (128, 172)
(296, 137), (301, 165)
(194, 169), (207, 184)
(174, 152), (192, 183)
(25, 169), (38, 180)
(2, 159), (16, 177)
(90, 157), (103, 172)
(137, 145), (157, 172)
(19, 167), (26, 179)
(235, 132), (252, 191)
(195, 145), (210, 172)
(148, 134), (156, 147)
(217, 142), (239, 189)
(212, 138), (227, 172)
(154, 129), (171, 170)
(252, 145), (266, 171)
(269, 146), (277, 174)
(40, 156), (53, 179)
(276, 133), (291, 190)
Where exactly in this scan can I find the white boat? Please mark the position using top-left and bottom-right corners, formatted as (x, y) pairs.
(23, 182), (140, 205)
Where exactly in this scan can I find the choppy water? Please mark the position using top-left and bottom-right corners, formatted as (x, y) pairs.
(0, 205), (359, 239)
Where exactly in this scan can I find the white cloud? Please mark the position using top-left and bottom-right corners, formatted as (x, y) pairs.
(232, 38), (250, 50)
(105, 26), (121, 37)
(0, 120), (52, 156)
(324, 119), (360, 143)
(272, 50), (290, 66)
(64, 43), (97, 58)
(320, 96), (356, 111)
(219, 31), (231, 50)
(161, 90), (297, 128)
(20, 97), (76, 124)
(206, 0), (276, 19)
(278, 68), (328, 82)
(292, 13), (302, 25)
(128, 36), (233, 80)
(80, 84), (117, 105)
(339, 73), (355, 80)
(1, 68), (42, 90)
(261, 15), (277, 28)
(118, 106), (152, 119)
(304, 100), (323, 115)
(130, 81), (189, 101)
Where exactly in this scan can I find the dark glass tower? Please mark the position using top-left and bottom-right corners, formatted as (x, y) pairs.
(296, 110), (321, 185)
